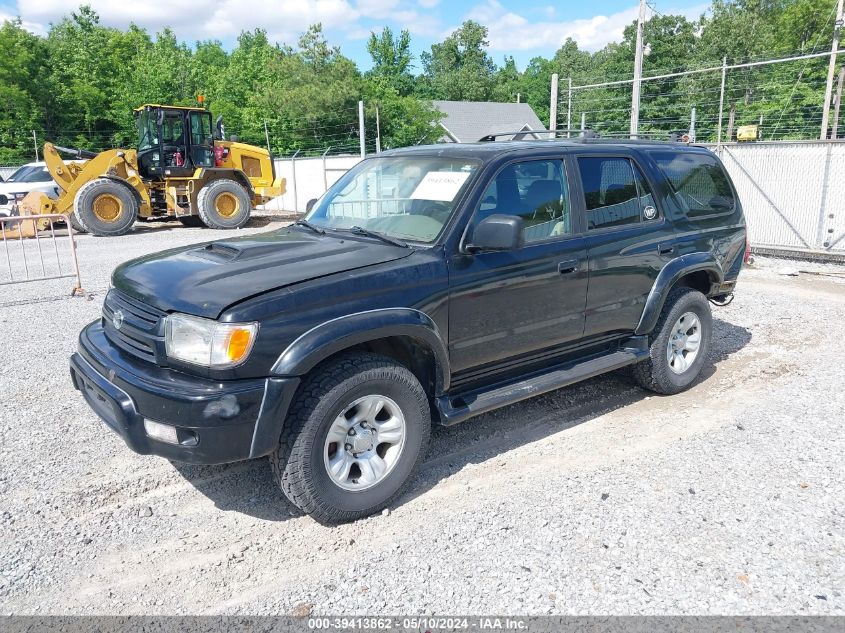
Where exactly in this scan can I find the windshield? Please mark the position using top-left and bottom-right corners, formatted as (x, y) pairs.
(305, 156), (480, 244)
(6, 166), (52, 183)
(136, 110), (156, 152)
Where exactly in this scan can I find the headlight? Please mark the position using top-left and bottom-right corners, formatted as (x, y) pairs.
(164, 313), (258, 368)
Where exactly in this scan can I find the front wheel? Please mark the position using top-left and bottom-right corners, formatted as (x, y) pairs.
(73, 178), (138, 236)
(632, 287), (713, 394)
(270, 353), (431, 524)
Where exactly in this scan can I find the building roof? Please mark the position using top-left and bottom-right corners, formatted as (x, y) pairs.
(432, 100), (545, 143)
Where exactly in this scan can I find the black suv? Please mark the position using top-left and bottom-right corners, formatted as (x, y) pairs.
(70, 138), (746, 523)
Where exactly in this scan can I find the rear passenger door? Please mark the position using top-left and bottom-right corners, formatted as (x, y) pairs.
(575, 154), (674, 338)
(448, 157), (589, 373)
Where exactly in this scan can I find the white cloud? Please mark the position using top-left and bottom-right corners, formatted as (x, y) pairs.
(418, 0), (440, 8)
(0, 8), (50, 35)
(10, 0), (360, 45)
(464, 1), (708, 53)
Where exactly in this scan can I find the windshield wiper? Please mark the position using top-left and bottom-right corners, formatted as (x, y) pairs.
(292, 219), (326, 235)
(344, 226), (408, 248)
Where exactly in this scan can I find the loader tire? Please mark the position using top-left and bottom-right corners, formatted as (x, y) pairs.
(197, 179), (251, 229)
(74, 178), (138, 237)
(67, 212), (87, 234)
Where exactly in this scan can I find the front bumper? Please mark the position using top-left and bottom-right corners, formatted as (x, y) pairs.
(70, 321), (299, 464)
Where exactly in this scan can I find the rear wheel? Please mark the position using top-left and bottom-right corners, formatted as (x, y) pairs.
(270, 353), (431, 524)
(73, 178), (138, 237)
(196, 179), (251, 229)
(632, 286), (713, 394)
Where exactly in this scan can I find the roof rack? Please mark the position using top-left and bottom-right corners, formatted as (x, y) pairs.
(477, 128), (692, 145)
(477, 129), (598, 142)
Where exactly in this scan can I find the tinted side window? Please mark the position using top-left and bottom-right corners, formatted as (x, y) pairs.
(633, 163), (658, 220)
(650, 151), (735, 216)
(578, 157), (641, 230)
(475, 159), (572, 243)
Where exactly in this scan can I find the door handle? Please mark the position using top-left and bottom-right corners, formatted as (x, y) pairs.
(658, 243), (676, 256)
(558, 260), (579, 274)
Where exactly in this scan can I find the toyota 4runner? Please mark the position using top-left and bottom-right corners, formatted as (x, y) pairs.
(70, 136), (746, 524)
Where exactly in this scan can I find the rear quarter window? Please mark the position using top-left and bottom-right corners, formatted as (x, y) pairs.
(650, 151), (735, 218)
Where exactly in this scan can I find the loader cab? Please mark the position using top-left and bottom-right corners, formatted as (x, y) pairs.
(135, 105), (215, 180)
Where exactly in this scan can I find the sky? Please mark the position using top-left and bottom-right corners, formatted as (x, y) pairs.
(0, 0), (710, 70)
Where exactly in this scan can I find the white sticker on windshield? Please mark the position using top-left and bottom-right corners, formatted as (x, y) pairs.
(409, 171), (470, 202)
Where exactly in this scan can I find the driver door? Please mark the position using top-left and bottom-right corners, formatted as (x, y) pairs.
(447, 158), (589, 374)
(160, 110), (192, 177)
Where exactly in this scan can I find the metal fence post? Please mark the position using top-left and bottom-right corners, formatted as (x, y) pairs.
(291, 150), (300, 215)
(717, 56), (727, 146)
(322, 147), (331, 192)
(358, 100), (366, 158)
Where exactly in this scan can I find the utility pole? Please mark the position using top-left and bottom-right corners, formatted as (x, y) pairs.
(516, 93), (521, 103)
(581, 112), (586, 132)
(821, 0), (844, 139)
(689, 107), (696, 143)
(549, 73), (559, 138)
(717, 56), (727, 147)
(358, 100), (366, 157)
(32, 130), (39, 161)
(567, 77), (573, 138)
(833, 66), (845, 139)
(630, 0), (647, 137)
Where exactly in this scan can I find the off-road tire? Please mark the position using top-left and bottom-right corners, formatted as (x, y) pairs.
(67, 212), (87, 234)
(196, 179), (251, 229)
(632, 286), (713, 395)
(270, 353), (431, 525)
(73, 178), (138, 237)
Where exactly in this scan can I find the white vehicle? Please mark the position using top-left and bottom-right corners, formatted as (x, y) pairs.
(0, 162), (67, 217)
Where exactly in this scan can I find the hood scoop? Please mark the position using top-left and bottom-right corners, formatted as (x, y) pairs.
(192, 243), (241, 262)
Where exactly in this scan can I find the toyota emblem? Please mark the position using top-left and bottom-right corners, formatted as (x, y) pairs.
(113, 309), (125, 331)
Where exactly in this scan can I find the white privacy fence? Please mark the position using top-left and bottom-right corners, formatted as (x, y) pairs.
(265, 154), (362, 214)
(708, 141), (845, 258)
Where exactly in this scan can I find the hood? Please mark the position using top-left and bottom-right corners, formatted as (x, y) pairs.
(112, 228), (412, 318)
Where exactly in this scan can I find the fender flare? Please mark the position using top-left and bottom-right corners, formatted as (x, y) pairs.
(635, 253), (724, 335)
(271, 308), (451, 394)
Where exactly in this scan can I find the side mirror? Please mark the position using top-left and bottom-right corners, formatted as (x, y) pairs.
(466, 214), (524, 252)
(305, 198), (318, 213)
(709, 196), (733, 211)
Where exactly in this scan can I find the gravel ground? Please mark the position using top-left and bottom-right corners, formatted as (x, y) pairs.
(0, 219), (843, 616)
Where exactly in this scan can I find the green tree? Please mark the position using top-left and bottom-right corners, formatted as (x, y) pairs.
(366, 27), (415, 96)
(419, 20), (497, 100)
(0, 19), (49, 163)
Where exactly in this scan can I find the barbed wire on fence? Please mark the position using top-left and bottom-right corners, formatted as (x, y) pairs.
(558, 48), (843, 142)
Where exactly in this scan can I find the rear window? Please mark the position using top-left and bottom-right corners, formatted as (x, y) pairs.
(650, 151), (735, 217)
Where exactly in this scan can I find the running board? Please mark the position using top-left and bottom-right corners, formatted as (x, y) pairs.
(436, 339), (649, 426)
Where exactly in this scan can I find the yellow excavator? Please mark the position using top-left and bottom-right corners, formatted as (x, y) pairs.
(27, 104), (285, 236)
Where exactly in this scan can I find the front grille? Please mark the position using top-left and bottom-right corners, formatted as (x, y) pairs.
(102, 290), (165, 363)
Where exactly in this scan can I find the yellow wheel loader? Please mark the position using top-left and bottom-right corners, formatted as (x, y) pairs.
(30, 104), (285, 237)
